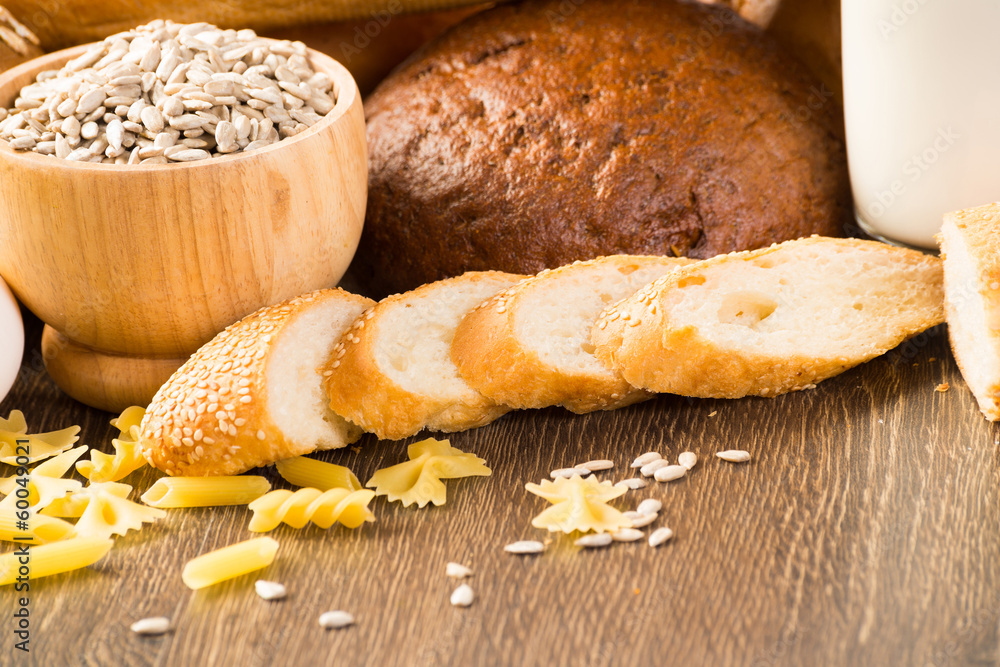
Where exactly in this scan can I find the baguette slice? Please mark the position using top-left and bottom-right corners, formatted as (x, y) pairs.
(939, 204), (1000, 420)
(591, 236), (944, 398)
(323, 271), (525, 440)
(452, 255), (694, 413)
(140, 288), (375, 476)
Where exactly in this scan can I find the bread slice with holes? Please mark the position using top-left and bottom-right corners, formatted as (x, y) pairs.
(591, 236), (944, 398)
(451, 255), (694, 413)
(939, 203), (1000, 420)
(139, 289), (375, 477)
(323, 271), (525, 440)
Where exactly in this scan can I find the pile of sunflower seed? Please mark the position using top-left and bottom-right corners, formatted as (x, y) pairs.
(0, 20), (335, 164)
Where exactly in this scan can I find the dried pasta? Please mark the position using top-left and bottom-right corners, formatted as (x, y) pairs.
(275, 456), (361, 491)
(141, 476), (270, 508)
(0, 510), (76, 545)
(366, 438), (491, 508)
(525, 475), (632, 534)
(247, 488), (375, 532)
(76, 406), (147, 483)
(0, 410), (80, 466)
(41, 482), (165, 539)
(0, 446), (88, 511)
(0, 537), (114, 586)
(182, 537), (279, 590)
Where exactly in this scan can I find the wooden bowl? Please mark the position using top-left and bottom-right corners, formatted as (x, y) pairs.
(0, 42), (367, 412)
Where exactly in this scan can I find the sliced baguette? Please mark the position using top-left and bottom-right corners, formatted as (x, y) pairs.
(140, 288), (375, 476)
(452, 255), (694, 413)
(591, 236), (944, 398)
(323, 271), (525, 440)
(939, 204), (1000, 420)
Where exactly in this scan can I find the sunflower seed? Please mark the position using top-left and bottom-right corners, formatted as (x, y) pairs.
(450, 583), (474, 608)
(579, 459), (614, 472)
(649, 527), (675, 548)
(631, 452), (662, 468)
(611, 528), (644, 542)
(0, 21), (334, 163)
(7, 136), (35, 150)
(254, 580), (287, 601)
(624, 511), (657, 528)
(130, 616), (171, 635)
(318, 610), (354, 629)
(640, 459), (670, 478)
(653, 465), (687, 483)
(717, 450), (751, 463)
(636, 499), (662, 516)
(614, 478), (648, 490)
(166, 148), (210, 162)
(678, 451), (698, 470)
(575, 532), (613, 548)
(446, 562), (473, 579)
(504, 540), (545, 555)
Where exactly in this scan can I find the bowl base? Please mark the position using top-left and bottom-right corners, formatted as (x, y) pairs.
(41, 326), (186, 413)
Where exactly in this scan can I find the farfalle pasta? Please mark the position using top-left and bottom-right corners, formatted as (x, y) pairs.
(247, 488), (375, 532)
(0, 446), (88, 511)
(0, 410), (80, 466)
(525, 475), (632, 534)
(41, 481), (165, 539)
(76, 406), (147, 483)
(366, 438), (491, 508)
(0, 510), (76, 545)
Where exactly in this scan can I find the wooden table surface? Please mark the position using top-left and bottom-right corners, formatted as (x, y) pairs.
(2, 307), (998, 667)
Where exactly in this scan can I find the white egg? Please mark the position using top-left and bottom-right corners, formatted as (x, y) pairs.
(0, 277), (23, 404)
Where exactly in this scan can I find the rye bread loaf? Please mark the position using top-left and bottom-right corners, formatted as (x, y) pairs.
(591, 237), (944, 399)
(359, 0), (851, 296)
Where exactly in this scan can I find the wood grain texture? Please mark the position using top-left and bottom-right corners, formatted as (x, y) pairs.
(0, 43), (367, 413)
(2, 311), (998, 666)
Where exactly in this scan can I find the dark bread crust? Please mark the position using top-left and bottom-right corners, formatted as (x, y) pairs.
(358, 0), (851, 296)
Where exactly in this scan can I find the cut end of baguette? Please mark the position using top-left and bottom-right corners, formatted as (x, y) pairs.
(139, 289), (374, 476)
(323, 271), (524, 440)
(452, 255), (693, 413)
(592, 236), (945, 398)
(940, 204), (1000, 421)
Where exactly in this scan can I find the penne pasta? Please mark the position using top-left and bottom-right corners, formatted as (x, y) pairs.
(182, 537), (279, 590)
(0, 510), (76, 545)
(247, 488), (376, 532)
(0, 537), (114, 585)
(140, 476), (271, 508)
(275, 456), (361, 491)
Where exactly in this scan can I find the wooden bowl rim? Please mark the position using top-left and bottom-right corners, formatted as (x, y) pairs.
(0, 38), (360, 172)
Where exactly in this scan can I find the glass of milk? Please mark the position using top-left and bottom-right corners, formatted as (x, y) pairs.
(842, 0), (1000, 249)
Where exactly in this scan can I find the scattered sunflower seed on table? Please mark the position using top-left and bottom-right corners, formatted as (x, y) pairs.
(504, 540), (545, 555)
(0, 20), (335, 164)
(717, 450), (752, 463)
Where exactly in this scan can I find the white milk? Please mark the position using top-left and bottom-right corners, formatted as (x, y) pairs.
(842, 0), (1000, 248)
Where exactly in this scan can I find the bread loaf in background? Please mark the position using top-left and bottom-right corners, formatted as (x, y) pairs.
(358, 0), (852, 296)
